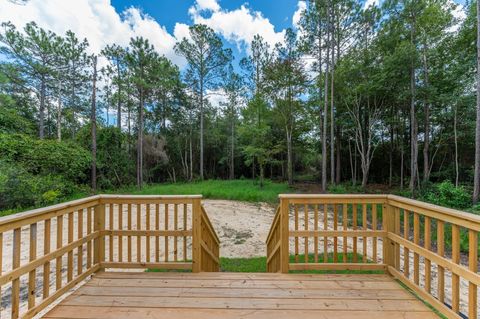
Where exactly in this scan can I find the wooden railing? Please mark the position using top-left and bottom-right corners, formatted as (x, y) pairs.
(266, 194), (480, 319)
(0, 194), (219, 319)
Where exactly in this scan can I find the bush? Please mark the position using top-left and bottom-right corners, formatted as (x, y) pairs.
(0, 133), (91, 183)
(0, 160), (81, 209)
(423, 180), (471, 209)
(0, 107), (35, 135)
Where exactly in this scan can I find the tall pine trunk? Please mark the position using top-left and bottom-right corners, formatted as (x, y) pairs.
(116, 60), (122, 129)
(137, 92), (144, 189)
(409, 24), (418, 194)
(473, 0), (480, 203)
(422, 48), (430, 183)
(322, 13), (330, 192)
(91, 56), (97, 192)
(39, 77), (46, 139)
(57, 81), (62, 141)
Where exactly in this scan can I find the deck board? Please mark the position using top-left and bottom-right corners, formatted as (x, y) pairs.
(43, 272), (439, 319)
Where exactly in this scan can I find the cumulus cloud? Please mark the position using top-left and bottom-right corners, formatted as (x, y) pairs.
(292, 1), (306, 29)
(364, 0), (381, 8)
(189, 2), (285, 51)
(0, 0), (185, 66)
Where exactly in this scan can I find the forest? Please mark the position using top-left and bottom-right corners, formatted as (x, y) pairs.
(1, 0), (479, 213)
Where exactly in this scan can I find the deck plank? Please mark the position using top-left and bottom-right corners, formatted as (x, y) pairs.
(42, 272), (438, 319)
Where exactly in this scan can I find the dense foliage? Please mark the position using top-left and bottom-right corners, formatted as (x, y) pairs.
(1, 0), (479, 212)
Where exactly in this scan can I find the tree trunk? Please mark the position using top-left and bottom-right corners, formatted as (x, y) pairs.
(409, 19), (418, 195)
(57, 81), (62, 141)
(189, 132), (193, 181)
(230, 105), (235, 180)
(330, 9), (335, 185)
(137, 92), (144, 189)
(322, 14), (330, 192)
(200, 82), (204, 180)
(473, 0), (480, 203)
(422, 48), (430, 183)
(91, 56), (97, 192)
(389, 118), (394, 187)
(454, 104), (459, 187)
(116, 60), (122, 129)
(335, 126), (341, 184)
(39, 77), (46, 139)
(287, 130), (293, 185)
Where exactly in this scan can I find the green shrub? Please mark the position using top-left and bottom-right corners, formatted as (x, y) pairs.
(0, 133), (91, 182)
(423, 180), (471, 209)
(0, 107), (35, 135)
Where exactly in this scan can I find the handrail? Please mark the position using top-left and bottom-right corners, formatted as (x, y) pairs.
(268, 194), (480, 319)
(0, 194), (220, 319)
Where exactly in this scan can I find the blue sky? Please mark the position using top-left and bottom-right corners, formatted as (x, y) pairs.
(0, 0), (467, 71)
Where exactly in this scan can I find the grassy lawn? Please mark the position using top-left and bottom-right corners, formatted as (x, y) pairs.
(123, 179), (292, 204)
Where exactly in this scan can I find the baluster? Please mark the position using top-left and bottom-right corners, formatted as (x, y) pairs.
(67, 212), (74, 282)
(333, 204), (338, 262)
(468, 229), (478, 318)
(352, 204), (357, 262)
(87, 208), (92, 269)
(451, 224), (460, 313)
(56, 215), (63, 290)
(146, 204), (150, 263)
(77, 209), (83, 276)
(437, 220), (445, 303)
(314, 205), (318, 263)
(362, 203), (367, 262)
(43, 219), (51, 298)
(323, 204), (328, 262)
(403, 210), (410, 278)
(304, 204), (308, 263)
(183, 203), (188, 261)
(118, 204), (123, 263)
(372, 204), (378, 264)
(109, 204), (113, 262)
(165, 204), (169, 262)
(424, 216), (431, 293)
(127, 204), (132, 262)
(137, 204), (142, 262)
(294, 204), (299, 263)
(343, 203), (348, 262)
(413, 212), (420, 285)
(156, 203), (160, 262)
(11, 227), (21, 319)
(174, 204), (178, 262)
(28, 223), (37, 309)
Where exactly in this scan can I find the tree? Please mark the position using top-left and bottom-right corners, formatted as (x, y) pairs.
(91, 55), (97, 191)
(102, 44), (127, 129)
(174, 24), (232, 180)
(474, 0), (480, 203)
(222, 65), (244, 179)
(265, 28), (307, 185)
(125, 37), (159, 189)
(0, 21), (62, 139)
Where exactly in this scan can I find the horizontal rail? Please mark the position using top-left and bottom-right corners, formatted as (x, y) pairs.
(0, 194), (222, 319)
(269, 194), (480, 319)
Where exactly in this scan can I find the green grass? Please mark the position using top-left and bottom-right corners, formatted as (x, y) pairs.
(220, 253), (383, 274)
(122, 179), (291, 204)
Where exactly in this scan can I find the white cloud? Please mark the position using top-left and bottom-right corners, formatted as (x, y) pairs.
(364, 0), (381, 8)
(0, 0), (185, 66)
(189, 3), (285, 51)
(292, 1), (306, 29)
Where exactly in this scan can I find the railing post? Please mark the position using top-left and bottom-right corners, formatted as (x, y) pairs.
(383, 200), (395, 271)
(192, 198), (202, 273)
(93, 201), (105, 271)
(280, 197), (289, 273)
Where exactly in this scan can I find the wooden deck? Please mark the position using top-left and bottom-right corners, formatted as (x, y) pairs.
(43, 272), (439, 319)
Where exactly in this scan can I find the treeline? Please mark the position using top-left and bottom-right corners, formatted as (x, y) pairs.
(0, 0), (479, 209)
